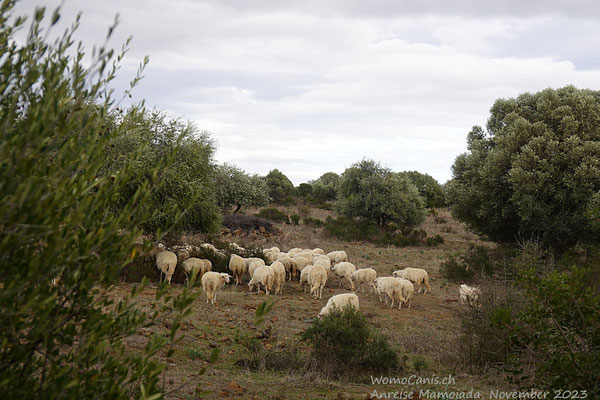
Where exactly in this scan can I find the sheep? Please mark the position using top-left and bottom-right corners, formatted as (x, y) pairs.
(156, 250), (177, 284)
(392, 268), (431, 293)
(201, 272), (231, 305)
(264, 246), (280, 254)
(248, 259), (265, 279)
(318, 293), (360, 317)
(270, 261), (286, 295)
(313, 257), (331, 274)
(331, 261), (356, 289)
(228, 254), (247, 285)
(295, 251), (314, 264)
(264, 251), (279, 264)
(248, 265), (275, 295)
(299, 265), (315, 292)
(176, 249), (191, 263)
(373, 277), (405, 309)
(182, 257), (212, 286)
(459, 284), (481, 307)
(327, 250), (348, 265)
(308, 265), (328, 299)
(244, 257), (265, 268)
(351, 268), (377, 293)
(231, 242), (245, 252)
(292, 256), (310, 278)
(277, 254), (297, 281)
(312, 248), (325, 255)
(396, 278), (414, 309)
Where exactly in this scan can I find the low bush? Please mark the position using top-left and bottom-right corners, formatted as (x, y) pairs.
(223, 214), (275, 234)
(255, 208), (290, 224)
(290, 213), (300, 225)
(440, 245), (496, 283)
(304, 216), (325, 227)
(425, 234), (445, 246)
(302, 305), (400, 379)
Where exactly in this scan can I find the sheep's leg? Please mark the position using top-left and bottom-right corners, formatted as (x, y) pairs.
(390, 296), (394, 308)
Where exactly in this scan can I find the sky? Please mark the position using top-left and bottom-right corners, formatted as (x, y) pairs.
(13, 0), (600, 185)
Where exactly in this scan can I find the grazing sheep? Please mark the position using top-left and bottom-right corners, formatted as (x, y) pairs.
(292, 256), (311, 278)
(299, 265), (315, 292)
(331, 262), (356, 289)
(264, 251), (279, 264)
(327, 250), (348, 265)
(396, 278), (414, 309)
(308, 265), (328, 299)
(295, 251), (314, 264)
(318, 293), (360, 317)
(373, 277), (405, 309)
(313, 257), (331, 274)
(459, 284), (481, 306)
(244, 257), (265, 268)
(176, 249), (191, 263)
(270, 261), (286, 295)
(277, 254), (297, 281)
(229, 254), (247, 285)
(264, 246), (280, 254)
(248, 265), (275, 295)
(156, 250), (177, 284)
(312, 248), (325, 255)
(181, 257), (209, 286)
(201, 272), (231, 305)
(248, 259), (265, 279)
(392, 268), (431, 293)
(351, 268), (377, 294)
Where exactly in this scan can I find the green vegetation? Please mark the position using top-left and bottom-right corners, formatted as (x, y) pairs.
(255, 207), (291, 224)
(397, 170), (446, 208)
(215, 163), (270, 214)
(448, 86), (600, 252)
(0, 4), (196, 398)
(265, 168), (295, 205)
(309, 171), (340, 204)
(302, 305), (400, 379)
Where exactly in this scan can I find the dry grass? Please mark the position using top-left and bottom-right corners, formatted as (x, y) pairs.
(114, 207), (512, 399)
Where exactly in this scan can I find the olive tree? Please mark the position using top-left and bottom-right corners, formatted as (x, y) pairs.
(337, 159), (426, 232)
(448, 86), (600, 251)
(397, 171), (445, 208)
(0, 3), (196, 398)
(265, 168), (295, 204)
(215, 163), (270, 213)
(310, 171), (340, 203)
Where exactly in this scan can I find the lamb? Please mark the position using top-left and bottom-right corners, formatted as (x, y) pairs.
(327, 250), (348, 265)
(373, 277), (405, 309)
(308, 265), (328, 299)
(270, 261), (286, 295)
(318, 293), (360, 317)
(392, 267), (431, 293)
(299, 264), (315, 292)
(182, 257), (212, 286)
(248, 265), (275, 295)
(228, 254), (247, 285)
(331, 261), (356, 289)
(156, 250), (177, 284)
(248, 259), (265, 279)
(459, 284), (481, 307)
(201, 271), (231, 305)
(351, 268), (377, 293)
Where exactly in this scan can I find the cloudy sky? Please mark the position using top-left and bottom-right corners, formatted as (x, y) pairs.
(14, 0), (600, 184)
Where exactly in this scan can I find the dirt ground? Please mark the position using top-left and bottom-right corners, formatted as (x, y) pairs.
(115, 208), (513, 399)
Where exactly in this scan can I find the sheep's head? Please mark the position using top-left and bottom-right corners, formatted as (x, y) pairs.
(219, 273), (231, 284)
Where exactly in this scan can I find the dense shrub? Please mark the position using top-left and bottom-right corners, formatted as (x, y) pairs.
(290, 213), (300, 225)
(255, 208), (290, 224)
(302, 305), (400, 379)
(440, 245), (496, 283)
(397, 171), (446, 208)
(304, 216), (325, 227)
(425, 234), (445, 246)
(265, 169), (295, 205)
(222, 214), (275, 234)
(214, 163), (270, 214)
(309, 171), (340, 204)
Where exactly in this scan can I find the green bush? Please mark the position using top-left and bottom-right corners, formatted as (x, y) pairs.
(425, 234), (445, 247)
(290, 213), (300, 225)
(302, 305), (400, 379)
(0, 4), (196, 398)
(222, 214), (275, 234)
(304, 216), (325, 227)
(440, 245), (495, 283)
(255, 207), (290, 224)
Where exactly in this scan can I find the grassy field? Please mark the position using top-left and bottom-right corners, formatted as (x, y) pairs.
(115, 208), (513, 399)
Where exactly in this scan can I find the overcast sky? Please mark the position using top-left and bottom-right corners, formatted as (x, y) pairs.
(14, 0), (600, 184)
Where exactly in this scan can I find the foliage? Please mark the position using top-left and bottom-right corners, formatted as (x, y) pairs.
(265, 169), (295, 205)
(296, 183), (313, 199)
(397, 171), (446, 208)
(290, 213), (300, 225)
(302, 305), (400, 378)
(448, 86), (600, 252)
(214, 163), (270, 214)
(440, 245), (496, 283)
(304, 216), (325, 227)
(105, 108), (221, 234)
(337, 159), (426, 233)
(255, 207), (290, 224)
(309, 171), (340, 204)
(222, 214), (276, 234)
(0, 4), (196, 399)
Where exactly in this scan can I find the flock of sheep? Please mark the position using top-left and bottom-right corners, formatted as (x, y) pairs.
(150, 243), (466, 317)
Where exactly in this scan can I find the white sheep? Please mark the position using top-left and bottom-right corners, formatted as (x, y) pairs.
(229, 254), (247, 285)
(277, 254), (297, 281)
(312, 248), (325, 255)
(248, 265), (275, 295)
(264, 251), (279, 264)
(264, 246), (280, 254)
(396, 278), (414, 309)
(313, 257), (331, 274)
(182, 257), (212, 286)
(270, 261), (286, 295)
(201, 271), (231, 305)
(331, 261), (356, 289)
(373, 277), (405, 309)
(156, 250), (177, 284)
(459, 284), (481, 307)
(318, 293), (360, 317)
(248, 259), (265, 279)
(231, 242), (245, 252)
(244, 257), (265, 268)
(351, 268), (377, 293)
(295, 251), (314, 264)
(308, 265), (328, 299)
(292, 256), (310, 278)
(327, 250), (348, 265)
(392, 267), (431, 293)
(299, 264), (315, 292)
